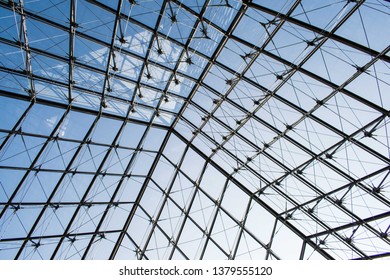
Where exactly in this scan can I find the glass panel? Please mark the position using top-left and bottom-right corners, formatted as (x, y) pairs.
(1, 0), (389, 260)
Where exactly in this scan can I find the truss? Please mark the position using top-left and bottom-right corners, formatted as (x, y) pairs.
(0, 0), (389, 260)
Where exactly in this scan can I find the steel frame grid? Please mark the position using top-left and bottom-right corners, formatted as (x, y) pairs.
(0, 0), (389, 260)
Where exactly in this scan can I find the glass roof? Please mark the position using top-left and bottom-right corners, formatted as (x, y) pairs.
(0, 0), (389, 260)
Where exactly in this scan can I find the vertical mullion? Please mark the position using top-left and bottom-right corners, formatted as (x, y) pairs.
(199, 178), (230, 259)
(13, 106), (71, 259)
(108, 0), (173, 259)
(77, 0), (125, 259)
(167, 161), (209, 259)
(138, 144), (191, 259)
(68, 0), (76, 103)
(231, 197), (254, 259)
(17, 0), (35, 98)
(48, 112), (103, 259)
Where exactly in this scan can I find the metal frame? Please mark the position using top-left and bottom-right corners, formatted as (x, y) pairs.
(0, 0), (389, 260)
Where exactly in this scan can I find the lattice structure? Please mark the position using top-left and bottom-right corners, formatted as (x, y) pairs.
(0, 0), (389, 260)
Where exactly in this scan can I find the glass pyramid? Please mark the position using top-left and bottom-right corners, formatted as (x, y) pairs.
(0, 0), (389, 260)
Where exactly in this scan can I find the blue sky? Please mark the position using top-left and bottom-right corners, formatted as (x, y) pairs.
(0, 0), (389, 260)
